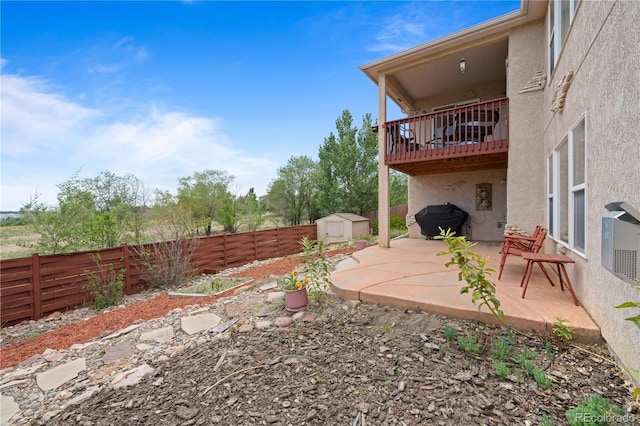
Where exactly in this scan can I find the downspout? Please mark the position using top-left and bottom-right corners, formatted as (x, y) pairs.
(378, 73), (390, 248)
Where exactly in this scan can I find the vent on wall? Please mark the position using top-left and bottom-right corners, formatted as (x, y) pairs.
(613, 249), (638, 281)
(602, 202), (640, 284)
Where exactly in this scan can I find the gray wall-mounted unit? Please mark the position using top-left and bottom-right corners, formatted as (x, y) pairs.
(601, 202), (640, 284)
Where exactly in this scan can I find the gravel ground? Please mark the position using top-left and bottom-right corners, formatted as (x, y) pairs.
(2, 250), (637, 425)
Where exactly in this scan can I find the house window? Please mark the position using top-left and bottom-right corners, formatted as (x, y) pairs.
(548, 0), (580, 76)
(548, 116), (587, 254)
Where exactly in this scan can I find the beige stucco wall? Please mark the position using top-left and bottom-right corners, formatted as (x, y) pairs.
(407, 169), (508, 241)
(504, 21), (547, 234)
(541, 0), (640, 376)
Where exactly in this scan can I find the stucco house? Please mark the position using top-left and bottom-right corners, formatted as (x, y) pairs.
(361, 1), (639, 377)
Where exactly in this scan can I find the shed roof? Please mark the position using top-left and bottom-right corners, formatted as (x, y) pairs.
(316, 213), (369, 223)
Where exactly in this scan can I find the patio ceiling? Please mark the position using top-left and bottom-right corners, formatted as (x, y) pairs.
(360, 0), (547, 113)
(389, 40), (508, 107)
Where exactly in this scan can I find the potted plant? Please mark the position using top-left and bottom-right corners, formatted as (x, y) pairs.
(279, 269), (309, 312)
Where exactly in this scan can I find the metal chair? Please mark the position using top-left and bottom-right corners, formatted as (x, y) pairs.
(387, 124), (417, 153)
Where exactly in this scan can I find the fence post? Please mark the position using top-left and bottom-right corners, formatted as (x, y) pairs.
(122, 244), (132, 295)
(253, 230), (257, 261)
(32, 253), (41, 321)
(276, 228), (281, 256)
(223, 233), (227, 267)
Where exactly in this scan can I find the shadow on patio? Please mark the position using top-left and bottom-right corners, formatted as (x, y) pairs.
(331, 238), (600, 343)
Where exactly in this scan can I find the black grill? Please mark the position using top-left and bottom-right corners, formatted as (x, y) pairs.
(415, 204), (469, 239)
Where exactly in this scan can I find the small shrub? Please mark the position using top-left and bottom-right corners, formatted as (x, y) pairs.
(389, 215), (406, 230)
(300, 237), (333, 303)
(538, 415), (555, 426)
(84, 254), (125, 311)
(552, 317), (574, 342)
(516, 347), (538, 374)
(545, 341), (554, 360)
(136, 237), (199, 290)
(533, 369), (552, 388)
(493, 360), (510, 377)
(436, 228), (505, 324)
(491, 336), (514, 360)
(442, 325), (459, 341)
(458, 335), (482, 354)
(565, 394), (625, 426)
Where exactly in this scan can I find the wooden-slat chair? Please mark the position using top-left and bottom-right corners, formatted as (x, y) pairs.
(498, 227), (549, 280)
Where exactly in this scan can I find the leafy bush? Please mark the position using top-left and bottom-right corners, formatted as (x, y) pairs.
(565, 394), (625, 426)
(493, 360), (510, 377)
(136, 238), (199, 289)
(371, 215), (407, 236)
(300, 237), (333, 302)
(442, 325), (459, 341)
(436, 228), (504, 323)
(84, 255), (125, 310)
(458, 334), (482, 354)
(389, 215), (406, 229)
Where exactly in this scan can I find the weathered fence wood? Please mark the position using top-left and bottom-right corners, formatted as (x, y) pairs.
(0, 225), (317, 326)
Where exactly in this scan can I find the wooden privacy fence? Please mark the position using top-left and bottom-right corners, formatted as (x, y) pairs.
(361, 204), (409, 226)
(0, 225), (317, 327)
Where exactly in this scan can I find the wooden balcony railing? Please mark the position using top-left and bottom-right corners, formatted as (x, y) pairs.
(384, 98), (509, 174)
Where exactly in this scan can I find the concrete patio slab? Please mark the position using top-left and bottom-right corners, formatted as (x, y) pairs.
(331, 238), (600, 343)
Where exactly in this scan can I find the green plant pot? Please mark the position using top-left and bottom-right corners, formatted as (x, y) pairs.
(284, 287), (308, 312)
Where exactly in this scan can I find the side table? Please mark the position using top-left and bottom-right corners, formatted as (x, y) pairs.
(520, 253), (579, 306)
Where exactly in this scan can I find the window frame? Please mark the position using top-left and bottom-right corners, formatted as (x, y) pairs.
(547, 0), (581, 78)
(548, 115), (587, 257)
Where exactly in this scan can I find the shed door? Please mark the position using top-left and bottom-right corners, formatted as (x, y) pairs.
(326, 220), (344, 239)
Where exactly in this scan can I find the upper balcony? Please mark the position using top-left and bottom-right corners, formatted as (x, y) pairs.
(383, 97), (508, 176)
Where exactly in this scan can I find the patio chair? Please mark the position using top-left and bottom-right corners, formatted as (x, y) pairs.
(498, 227), (549, 279)
(500, 225), (543, 253)
(387, 124), (417, 153)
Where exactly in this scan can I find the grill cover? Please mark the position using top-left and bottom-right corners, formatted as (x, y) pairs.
(415, 204), (469, 238)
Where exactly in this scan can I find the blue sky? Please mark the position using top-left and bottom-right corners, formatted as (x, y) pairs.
(1, 0), (519, 211)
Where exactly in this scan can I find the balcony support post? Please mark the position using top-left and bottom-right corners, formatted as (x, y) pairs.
(378, 73), (390, 248)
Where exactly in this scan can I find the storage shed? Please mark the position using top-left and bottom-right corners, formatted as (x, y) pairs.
(316, 213), (370, 243)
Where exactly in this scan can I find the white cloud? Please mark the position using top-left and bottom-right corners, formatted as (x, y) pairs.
(0, 72), (277, 210)
(367, 10), (428, 53)
(1, 74), (100, 155)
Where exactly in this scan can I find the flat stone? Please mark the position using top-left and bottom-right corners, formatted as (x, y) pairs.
(101, 341), (134, 364)
(255, 320), (272, 330)
(139, 326), (174, 343)
(103, 324), (143, 340)
(266, 291), (285, 303)
(238, 324), (254, 333)
(181, 313), (222, 335)
(110, 364), (154, 389)
(1, 395), (20, 424)
(68, 385), (103, 406)
(36, 358), (87, 391)
(273, 317), (293, 327)
(260, 282), (278, 291)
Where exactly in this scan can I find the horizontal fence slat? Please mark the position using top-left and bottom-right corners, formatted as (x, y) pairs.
(1, 224), (318, 326)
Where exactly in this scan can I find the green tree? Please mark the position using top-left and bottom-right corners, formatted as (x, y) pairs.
(218, 191), (240, 233)
(238, 188), (265, 231)
(21, 171), (146, 253)
(390, 171), (408, 206)
(177, 169), (234, 236)
(75, 171), (144, 248)
(317, 110), (378, 216)
(266, 156), (318, 225)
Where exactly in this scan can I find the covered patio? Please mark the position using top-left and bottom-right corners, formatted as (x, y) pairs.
(331, 238), (600, 343)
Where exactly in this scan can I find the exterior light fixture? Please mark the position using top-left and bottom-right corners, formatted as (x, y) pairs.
(460, 58), (466, 73)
